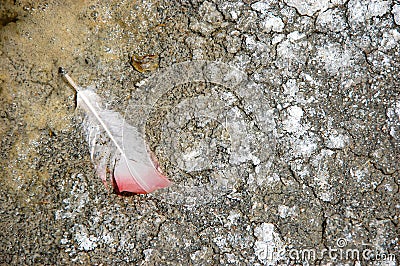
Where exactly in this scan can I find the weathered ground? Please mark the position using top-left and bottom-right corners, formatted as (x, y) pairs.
(0, 0), (399, 265)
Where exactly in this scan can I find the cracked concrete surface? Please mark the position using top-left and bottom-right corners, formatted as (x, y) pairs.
(0, 0), (399, 265)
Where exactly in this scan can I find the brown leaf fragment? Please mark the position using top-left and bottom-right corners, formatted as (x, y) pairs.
(130, 54), (159, 73)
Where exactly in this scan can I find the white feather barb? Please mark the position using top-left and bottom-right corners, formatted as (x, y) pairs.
(60, 68), (171, 194)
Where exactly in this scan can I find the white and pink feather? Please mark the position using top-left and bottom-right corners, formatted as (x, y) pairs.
(62, 71), (171, 194)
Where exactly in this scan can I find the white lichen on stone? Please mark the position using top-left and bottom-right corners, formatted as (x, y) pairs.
(251, 1), (272, 14)
(189, 1), (224, 35)
(74, 224), (98, 251)
(219, 1), (244, 21)
(199, 1), (223, 24)
(325, 130), (349, 149)
(287, 31), (306, 41)
(350, 167), (368, 182)
(278, 205), (297, 218)
(261, 14), (285, 33)
(275, 32), (309, 69)
(386, 101), (400, 140)
(282, 105), (305, 134)
(226, 210), (241, 227)
(292, 135), (318, 158)
(348, 0), (391, 26)
(284, 0), (345, 16)
(311, 149), (335, 202)
(272, 34), (285, 44)
(225, 30), (242, 54)
(380, 29), (400, 52)
(316, 8), (347, 32)
(245, 35), (259, 50)
(316, 43), (352, 75)
(348, 0), (368, 24)
(393, 5), (400, 25)
(266, 173), (281, 184)
(213, 235), (230, 252)
(185, 36), (206, 59)
(236, 10), (258, 32)
(280, 103), (319, 160)
(143, 249), (154, 261)
(367, 0), (390, 17)
(101, 232), (114, 245)
(283, 79), (299, 97)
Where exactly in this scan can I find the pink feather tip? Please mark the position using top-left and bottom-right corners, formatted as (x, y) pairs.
(112, 157), (171, 194)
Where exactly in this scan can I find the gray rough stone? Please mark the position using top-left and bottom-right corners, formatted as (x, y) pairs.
(0, 0), (399, 265)
(393, 4), (400, 25)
